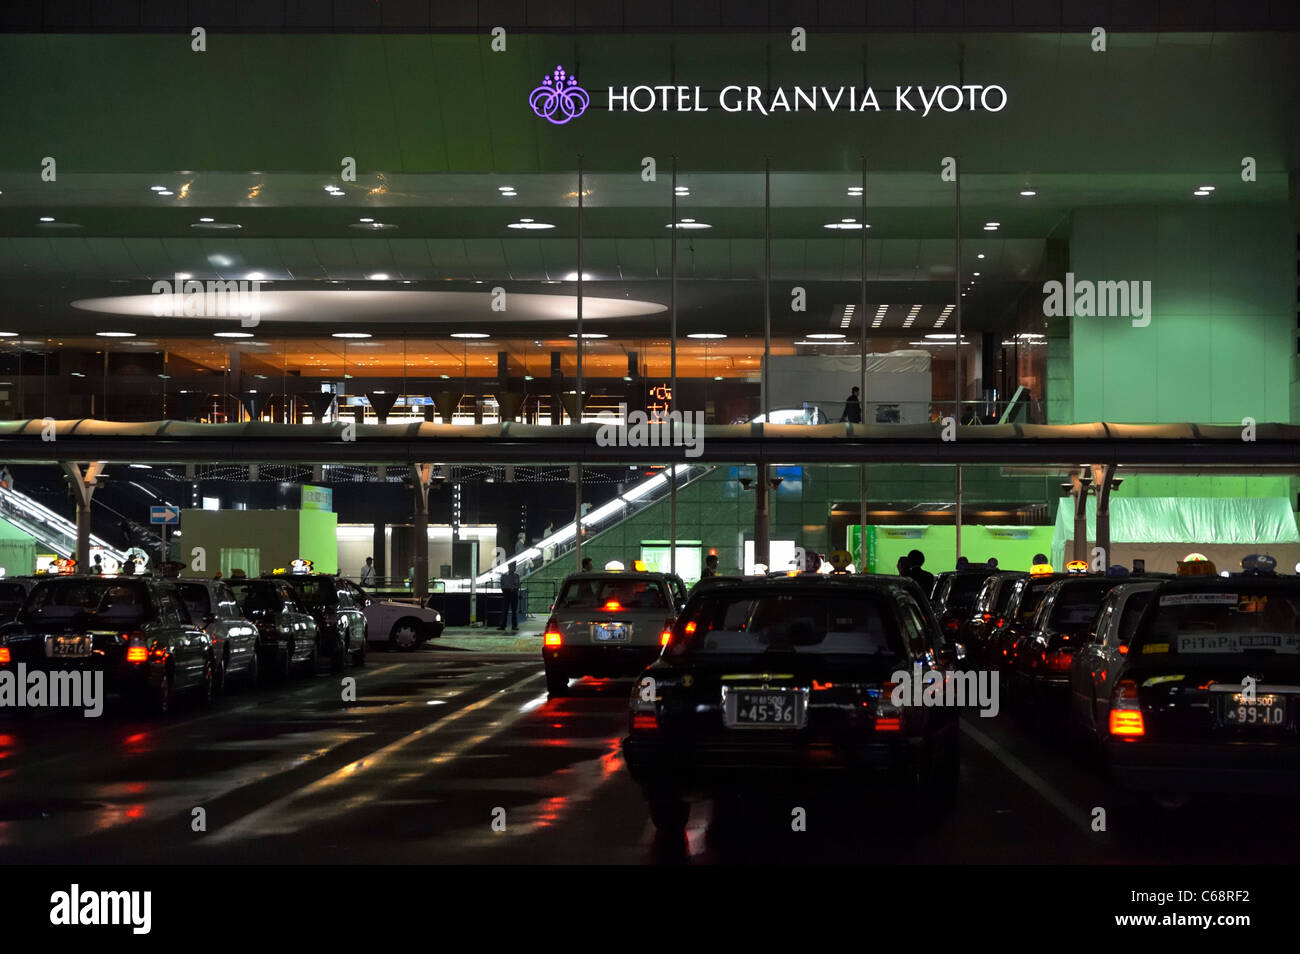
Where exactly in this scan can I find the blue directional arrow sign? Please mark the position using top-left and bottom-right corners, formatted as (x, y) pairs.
(150, 505), (180, 525)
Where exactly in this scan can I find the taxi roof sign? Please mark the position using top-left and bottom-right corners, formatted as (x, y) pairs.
(1065, 560), (1088, 574)
(1030, 562), (1054, 576)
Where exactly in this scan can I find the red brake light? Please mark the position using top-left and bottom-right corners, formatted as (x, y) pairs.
(684, 621), (697, 634)
(1044, 651), (1073, 671)
(1117, 644), (1129, 655)
(631, 713), (658, 731)
(982, 613), (992, 621)
(875, 716), (902, 732)
(660, 631), (671, 647)
(604, 600), (621, 611)
(0, 647), (9, 665)
(812, 680), (834, 691)
(126, 646), (148, 663)
(1109, 679), (1145, 737)
(543, 617), (562, 647)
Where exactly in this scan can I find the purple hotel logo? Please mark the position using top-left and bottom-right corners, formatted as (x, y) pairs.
(529, 65), (590, 125)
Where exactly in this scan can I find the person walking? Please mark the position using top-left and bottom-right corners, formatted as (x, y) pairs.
(499, 562), (521, 631)
(839, 386), (862, 423)
(359, 556), (376, 587)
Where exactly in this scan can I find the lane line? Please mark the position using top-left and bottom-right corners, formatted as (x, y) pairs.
(960, 719), (1097, 838)
(207, 668), (543, 843)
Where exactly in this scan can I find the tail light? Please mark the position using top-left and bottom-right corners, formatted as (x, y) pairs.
(995, 617), (1004, 627)
(660, 618), (674, 648)
(981, 613), (992, 622)
(543, 617), (562, 647)
(629, 679), (658, 733)
(124, 631), (148, 664)
(1117, 644), (1129, 655)
(873, 682), (904, 732)
(944, 619), (960, 632)
(1043, 650), (1073, 672)
(0, 647), (9, 664)
(1109, 679), (1145, 737)
(603, 600), (622, 612)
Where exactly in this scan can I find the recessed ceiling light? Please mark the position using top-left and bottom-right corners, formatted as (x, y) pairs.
(972, 272), (981, 277)
(667, 219), (711, 229)
(824, 219), (868, 230)
(0, 332), (16, 338)
(794, 339), (852, 346)
(214, 332), (254, 338)
(70, 370), (85, 377)
(1198, 185), (1215, 191)
(806, 333), (846, 339)
(498, 186), (514, 192)
(451, 332), (490, 339)
(977, 253), (985, 259)
(368, 273), (389, 280)
(39, 216), (54, 223)
(359, 217), (374, 223)
(332, 332), (372, 339)
(567, 333), (607, 339)
(157, 191), (174, 197)
(191, 222), (241, 230)
(1193, 189), (1210, 197)
(245, 271), (266, 281)
(150, 186), (166, 192)
(96, 331), (136, 337)
(687, 333), (726, 339)
(439, 374), (451, 379)
(1019, 190), (1037, 197)
(509, 218), (554, 230)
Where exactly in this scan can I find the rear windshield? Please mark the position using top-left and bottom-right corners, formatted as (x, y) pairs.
(557, 577), (669, 610)
(672, 590), (902, 657)
(0, 582), (28, 606)
(1048, 581), (1117, 630)
(228, 581), (280, 615)
(1014, 579), (1057, 623)
(20, 579), (152, 626)
(1117, 590), (1154, 645)
(1133, 588), (1300, 655)
(944, 573), (991, 611)
(177, 582), (212, 618)
(283, 578), (337, 606)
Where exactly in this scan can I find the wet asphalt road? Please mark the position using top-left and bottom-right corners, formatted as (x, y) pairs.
(1, 648), (1297, 865)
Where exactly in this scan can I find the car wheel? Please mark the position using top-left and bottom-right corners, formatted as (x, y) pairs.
(246, 645), (261, 687)
(646, 791), (689, 833)
(389, 618), (422, 652)
(212, 651), (227, 697)
(329, 636), (345, 674)
(545, 668), (569, 696)
(199, 656), (216, 707)
(156, 666), (175, 715)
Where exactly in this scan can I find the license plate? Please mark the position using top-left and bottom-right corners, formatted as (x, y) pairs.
(47, 636), (91, 658)
(1221, 694), (1288, 728)
(592, 622), (629, 642)
(723, 688), (806, 729)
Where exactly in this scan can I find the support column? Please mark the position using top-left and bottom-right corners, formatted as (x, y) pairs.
(1071, 470), (1091, 563)
(373, 521), (386, 583)
(60, 461), (106, 573)
(754, 465), (770, 571)
(411, 464), (433, 601)
(1092, 463), (1117, 569)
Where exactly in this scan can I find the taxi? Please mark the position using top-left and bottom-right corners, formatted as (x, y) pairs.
(1105, 559), (1300, 813)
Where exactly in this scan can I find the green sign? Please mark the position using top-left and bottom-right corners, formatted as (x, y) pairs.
(300, 485), (333, 512)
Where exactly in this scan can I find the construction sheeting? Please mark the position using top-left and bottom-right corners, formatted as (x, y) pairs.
(1051, 497), (1300, 570)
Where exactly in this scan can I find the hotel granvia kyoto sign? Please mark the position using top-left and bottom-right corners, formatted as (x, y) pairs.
(529, 65), (1007, 124)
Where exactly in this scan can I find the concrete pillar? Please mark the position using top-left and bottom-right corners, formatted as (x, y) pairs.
(60, 461), (106, 573)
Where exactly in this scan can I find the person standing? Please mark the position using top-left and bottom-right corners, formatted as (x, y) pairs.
(839, 386), (862, 423)
(359, 556), (376, 587)
(702, 553), (719, 578)
(499, 562), (521, 631)
(904, 549), (935, 593)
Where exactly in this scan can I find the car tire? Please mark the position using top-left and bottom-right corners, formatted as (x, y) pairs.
(647, 791), (689, 833)
(246, 645), (261, 687)
(545, 668), (569, 696)
(212, 651), (227, 697)
(389, 618), (423, 652)
(156, 666), (175, 715)
(199, 656), (216, 708)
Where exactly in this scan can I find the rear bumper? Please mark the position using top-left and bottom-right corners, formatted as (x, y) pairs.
(544, 645), (662, 678)
(1107, 740), (1300, 793)
(622, 734), (921, 793)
